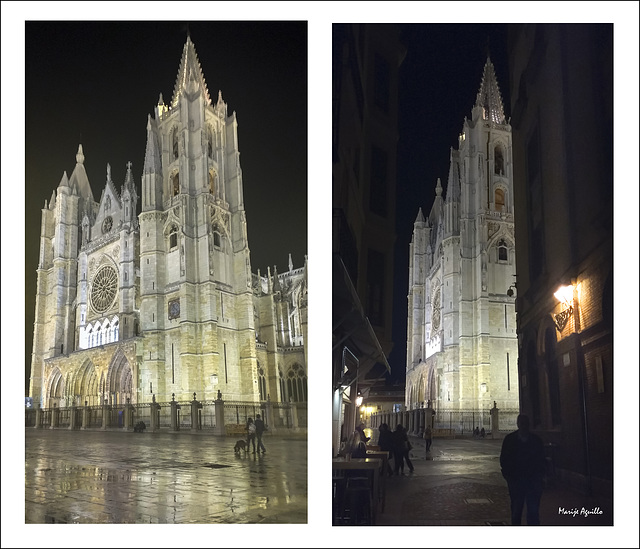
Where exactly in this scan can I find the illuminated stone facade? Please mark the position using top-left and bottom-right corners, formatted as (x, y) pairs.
(29, 37), (307, 408)
(405, 58), (519, 413)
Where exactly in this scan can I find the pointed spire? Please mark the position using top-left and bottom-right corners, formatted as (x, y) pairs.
(143, 114), (161, 175)
(58, 171), (69, 189)
(171, 35), (211, 107)
(76, 144), (85, 165)
(415, 207), (425, 223)
(49, 189), (56, 209)
(435, 177), (443, 197)
(273, 266), (281, 292)
(69, 145), (94, 202)
(446, 149), (460, 203)
(288, 253), (293, 272)
(475, 57), (506, 125)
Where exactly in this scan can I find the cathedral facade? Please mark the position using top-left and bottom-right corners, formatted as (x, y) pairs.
(405, 58), (518, 413)
(29, 37), (307, 408)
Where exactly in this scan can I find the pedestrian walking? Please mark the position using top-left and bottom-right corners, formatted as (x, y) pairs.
(500, 414), (546, 525)
(392, 424), (414, 474)
(423, 424), (432, 455)
(377, 423), (394, 477)
(255, 414), (267, 454)
(246, 417), (257, 454)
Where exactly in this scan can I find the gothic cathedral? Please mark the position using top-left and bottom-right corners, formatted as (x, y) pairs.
(29, 36), (307, 408)
(406, 58), (518, 412)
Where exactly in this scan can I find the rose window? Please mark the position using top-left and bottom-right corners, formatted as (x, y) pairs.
(90, 264), (118, 313)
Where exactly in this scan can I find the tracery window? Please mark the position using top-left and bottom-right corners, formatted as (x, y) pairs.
(169, 226), (178, 250)
(258, 364), (267, 401)
(172, 128), (179, 160)
(286, 363), (307, 402)
(172, 172), (180, 197)
(498, 239), (508, 262)
(495, 188), (505, 212)
(494, 144), (505, 175)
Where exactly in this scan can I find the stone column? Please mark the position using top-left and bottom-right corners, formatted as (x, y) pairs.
(124, 399), (132, 431)
(70, 405), (77, 430)
(51, 404), (59, 429)
(490, 401), (500, 439)
(35, 404), (42, 429)
(150, 395), (160, 432)
(419, 408), (425, 434)
(290, 402), (299, 431)
(191, 393), (202, 432)
(265, 395), (275, 434)
(102, 400), (109, 430)
(170, 394), (179, 431)
(82, 401), (89, 430)
(213, 391), (225, 436)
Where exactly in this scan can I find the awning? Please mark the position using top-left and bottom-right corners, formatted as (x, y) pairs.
(332, 254), (391, 391)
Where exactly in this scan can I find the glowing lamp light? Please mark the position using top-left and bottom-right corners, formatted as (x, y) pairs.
(355, 393), (363, 407)
(553, 284), (575, 331)
(554, 284), (574, 305)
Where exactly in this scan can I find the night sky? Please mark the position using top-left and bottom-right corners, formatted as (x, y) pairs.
(387, 23), (510, 383)
(22, 21), (307, 391)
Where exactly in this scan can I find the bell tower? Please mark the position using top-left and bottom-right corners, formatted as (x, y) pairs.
(138, 35), (258, 402)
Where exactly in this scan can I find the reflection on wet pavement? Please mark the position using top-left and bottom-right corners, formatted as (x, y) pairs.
(25, 429), (307, 524)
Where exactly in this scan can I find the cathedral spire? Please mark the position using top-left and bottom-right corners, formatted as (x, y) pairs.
(171, 35), (212, 107)
(415, 207), (425, 223)
(143, 114), (161, 175)
(474, 57), (506, 125)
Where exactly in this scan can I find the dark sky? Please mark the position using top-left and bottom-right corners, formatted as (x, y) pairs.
(23, 21), (307, 392)
(387, 23), (510, 383)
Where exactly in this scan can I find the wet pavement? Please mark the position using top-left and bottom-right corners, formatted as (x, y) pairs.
(373, 433), (614, 528)
(24, 428), (307, 524)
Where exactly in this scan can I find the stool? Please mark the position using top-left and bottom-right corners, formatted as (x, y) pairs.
(344, 476), (373, 525)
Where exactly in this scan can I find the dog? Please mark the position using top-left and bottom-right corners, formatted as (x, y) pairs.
(234, 439), (247, 454)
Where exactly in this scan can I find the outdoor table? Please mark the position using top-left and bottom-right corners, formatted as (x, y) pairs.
(332, 457), (381, 524)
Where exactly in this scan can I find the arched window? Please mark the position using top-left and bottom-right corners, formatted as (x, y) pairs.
(498, 239), (508, 262)
(172, 172), (180, 196)
(207, 127), (213, 158)
(114, 320), (119, 341)
(172, 128), (179, 160)
(286, 363), (307, 402)
(169, 226), (178, 249)
(279, 368), (286, 402)
(495, 188), (505, 212)
(213, 231), (221, 248)
(494, 145), (505, 175)
(258, 364), (267, 401)
(209, 170), (216, 195)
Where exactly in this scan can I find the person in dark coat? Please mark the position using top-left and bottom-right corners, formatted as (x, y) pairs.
(255, 414), (267, 454)
(392, 424), (414, 474)
(377, 423), (394, 477)
(423, 425), (432, 455)
(355, 422), (370, 443)
(500, 414), (546, 525)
